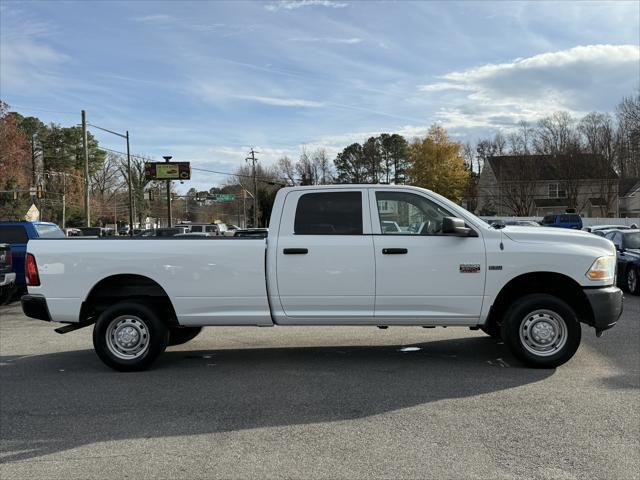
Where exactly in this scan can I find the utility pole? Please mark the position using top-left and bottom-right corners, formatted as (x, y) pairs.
(163, 155), (173, 227)
(126, 131), (134, 235)
(62, 174), (66, 229)
(246, 149), (258, 227)
(81, 110), (90, 226)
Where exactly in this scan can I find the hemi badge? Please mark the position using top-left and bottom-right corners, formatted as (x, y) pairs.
(488, 265), (503, 271)
(460, 264), (481, 273)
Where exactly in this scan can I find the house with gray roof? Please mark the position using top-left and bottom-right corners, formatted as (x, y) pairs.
(476, 154), (620, 217)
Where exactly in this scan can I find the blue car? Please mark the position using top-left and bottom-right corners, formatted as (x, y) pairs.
(541, 213), (583, 230)
(0, 221), (65, 287)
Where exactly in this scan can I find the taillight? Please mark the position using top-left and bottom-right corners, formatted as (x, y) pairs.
(25, 253), (40, 286)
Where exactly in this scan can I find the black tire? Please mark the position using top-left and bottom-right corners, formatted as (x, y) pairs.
(501, 294), (581, 368)
(0, 285), (14, 305)
(168, 326), (203, 346)
(93, 301), (168, 372)
(480, 321), (502, 340)
(626, 266), (639, 295)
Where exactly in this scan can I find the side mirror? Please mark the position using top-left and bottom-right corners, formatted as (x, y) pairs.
(442, 217), (476, 237)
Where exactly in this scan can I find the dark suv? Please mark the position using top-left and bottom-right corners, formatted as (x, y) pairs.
(541, 213), (583, 230)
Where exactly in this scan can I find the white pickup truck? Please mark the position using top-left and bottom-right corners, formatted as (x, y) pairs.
(21, 185), (623, 371)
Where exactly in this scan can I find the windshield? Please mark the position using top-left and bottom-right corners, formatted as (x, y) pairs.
(626, 232), (640, 249)
(35, 224), (65, 238)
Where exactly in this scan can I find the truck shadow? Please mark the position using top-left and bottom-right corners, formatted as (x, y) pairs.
(0, 337), (552, 463)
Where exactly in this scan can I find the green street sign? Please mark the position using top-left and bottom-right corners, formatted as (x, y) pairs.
(214, 194), (236, 201)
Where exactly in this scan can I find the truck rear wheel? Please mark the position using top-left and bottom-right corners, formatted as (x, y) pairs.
(168, 326), (202, 346)
(501, 294), (581, 368)
(93, 301), (168, 372)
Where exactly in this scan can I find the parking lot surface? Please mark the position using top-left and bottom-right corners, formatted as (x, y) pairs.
(1, 296), (639, 480)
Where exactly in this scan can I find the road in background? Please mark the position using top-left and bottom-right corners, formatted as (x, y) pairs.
(1, 296), (638, 479)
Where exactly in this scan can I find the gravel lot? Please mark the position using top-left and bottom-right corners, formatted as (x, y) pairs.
(1, 295), (638, 480)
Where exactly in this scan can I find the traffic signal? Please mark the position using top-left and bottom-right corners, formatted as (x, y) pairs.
(36, 185), (44, 199)
(149, 190), (155, 201)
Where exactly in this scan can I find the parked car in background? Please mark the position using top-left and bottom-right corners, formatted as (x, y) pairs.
(0, 221), (65, 288)
(136, 227), (188, 237)
(78, 227), (104, 237)
(584, 225), (632, 236)
(64, 228), (83, 237)
(604, 229), (640, 295)
(233, 228), (269, 238)
(223, 225), (240, 236)
(0, 243), (16, 304)
(174, 232), (214, 237)
(176, 223), (220, 235)
(541, 213), (583, 230)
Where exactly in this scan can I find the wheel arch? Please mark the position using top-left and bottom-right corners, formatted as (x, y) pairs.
(486, 272), (594, 330)
(80, 274), (179, 326)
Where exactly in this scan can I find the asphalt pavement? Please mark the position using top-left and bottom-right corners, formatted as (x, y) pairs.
(1, 296), (638, 479)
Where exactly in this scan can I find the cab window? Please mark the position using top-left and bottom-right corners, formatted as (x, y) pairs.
(376, 191), (454, 235)
(294, 192), (363, 235)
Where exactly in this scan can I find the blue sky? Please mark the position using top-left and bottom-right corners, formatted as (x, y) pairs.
(1, 0), (639, 192)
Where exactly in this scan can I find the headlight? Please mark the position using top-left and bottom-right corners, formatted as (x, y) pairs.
(586, 255), (616, 282)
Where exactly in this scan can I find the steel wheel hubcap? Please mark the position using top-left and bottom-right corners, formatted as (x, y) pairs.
(106, 315), (149, 360)
(519, 309), (567, 357)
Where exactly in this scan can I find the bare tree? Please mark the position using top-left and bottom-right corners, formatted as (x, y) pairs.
(311, 148), (332, 184)
(616, 94), (640, 178)
(534, 112), (580, 155)
(277, 155), (297, 185)
(495, 156), (540, 216)
(579, 112), (617, 215)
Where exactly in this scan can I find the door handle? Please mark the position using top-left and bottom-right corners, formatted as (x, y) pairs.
(382, 248), (408, 255)
(283, 248), (308, 255)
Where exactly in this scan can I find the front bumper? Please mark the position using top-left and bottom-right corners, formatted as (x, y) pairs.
(0, 272), (16, 287)
(583, 286), (623, 333)
(21, 294), (52, 322)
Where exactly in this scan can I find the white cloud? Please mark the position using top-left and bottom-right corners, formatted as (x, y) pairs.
(131, 14), (174, 24)
(289, 36), (362, 44)
(235, 95), (324, 107)
(0, 12), (69, 90)
(265, 0), (348, 12)
(418, 44), (640, 129)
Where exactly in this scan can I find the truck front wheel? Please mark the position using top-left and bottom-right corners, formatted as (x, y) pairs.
(93, 301), (169, 372)
(501, 294), (581, 368)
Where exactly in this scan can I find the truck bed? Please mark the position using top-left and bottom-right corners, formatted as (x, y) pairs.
(27, 237), (272, 326)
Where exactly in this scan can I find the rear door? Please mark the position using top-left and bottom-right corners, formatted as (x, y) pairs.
(369, 189), (486, 324)
(275, 189), (376, 323)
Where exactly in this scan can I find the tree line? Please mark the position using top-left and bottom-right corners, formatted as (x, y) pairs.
(2, 92), (638, 226)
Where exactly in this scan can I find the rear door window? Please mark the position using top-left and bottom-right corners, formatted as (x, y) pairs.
(542, 215), (555, 225)
(191, 225), (203, 232)
(0, 226), (29, 243)
(294, 192), (363, 235)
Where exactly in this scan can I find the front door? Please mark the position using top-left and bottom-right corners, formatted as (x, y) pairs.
(370, 189), (485, 324)
(275, 189), (376, 324)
